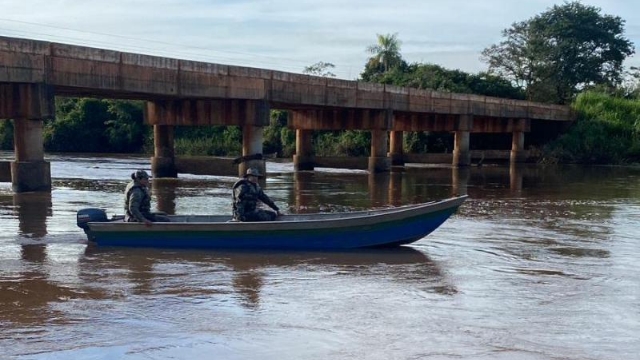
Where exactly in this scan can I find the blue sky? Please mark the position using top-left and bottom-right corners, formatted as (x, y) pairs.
(1, 0), (638, 80)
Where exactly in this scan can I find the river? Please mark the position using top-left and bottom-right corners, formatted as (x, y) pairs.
(0, 152), (638, 360)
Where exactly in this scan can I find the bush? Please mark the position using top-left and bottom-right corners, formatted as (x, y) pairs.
(0, 120), (13, 150)
(542, 91), (640, 164)
(174, 126), (241, 156)
(44, 98), (149, 153)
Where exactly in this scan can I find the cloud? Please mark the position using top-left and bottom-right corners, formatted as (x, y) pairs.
(0, 0), (638, 79)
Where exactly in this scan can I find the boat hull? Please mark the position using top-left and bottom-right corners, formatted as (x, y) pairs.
(81, 196), (467, 250)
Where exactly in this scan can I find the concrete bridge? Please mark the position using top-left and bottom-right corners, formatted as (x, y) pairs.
(0, 36), (572, 192)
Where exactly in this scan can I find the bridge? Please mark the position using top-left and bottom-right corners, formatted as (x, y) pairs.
(0, 36), (572, 192)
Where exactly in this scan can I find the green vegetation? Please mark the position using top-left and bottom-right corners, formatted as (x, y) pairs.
(482, 1), (634, 104)
(0, 2), (637, 165)
(315, 131), (371, 157)
(365, 33), (404, 74)
(543, 92), (640, 164)
(167, 110), (295, 157)
(0, 120), (13, 149)
(173, 126), (241, 156)
(303, 62), (336, 78)
(44, 98), (148, 153)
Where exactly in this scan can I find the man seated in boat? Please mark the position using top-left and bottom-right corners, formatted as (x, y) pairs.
(124, 170), (170, 225)
(232, 168), (281, 222)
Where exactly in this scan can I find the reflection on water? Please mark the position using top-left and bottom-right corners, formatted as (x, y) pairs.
(152, 178), (179, 215)
(78, 246), (448, 311)
(1, 154), (640, 359)
(13, 192), (52, 238)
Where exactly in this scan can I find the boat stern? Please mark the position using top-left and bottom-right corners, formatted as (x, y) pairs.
(77, 208), (108, 232)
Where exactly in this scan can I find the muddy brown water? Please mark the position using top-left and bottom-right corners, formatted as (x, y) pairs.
(1, 152), (638, 359)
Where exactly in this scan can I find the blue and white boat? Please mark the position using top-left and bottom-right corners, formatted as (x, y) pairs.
(77, 195), (467, 250)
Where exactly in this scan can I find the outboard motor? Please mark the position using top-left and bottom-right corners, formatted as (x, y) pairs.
(77, 208), (108, 231)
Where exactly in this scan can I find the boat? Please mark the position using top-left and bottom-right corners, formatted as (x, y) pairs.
(76, 195), (468, 250)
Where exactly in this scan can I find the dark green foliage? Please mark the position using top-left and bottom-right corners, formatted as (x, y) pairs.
(44, 98), (148, 153)
(403, 132), (427, 153)
(315, 131), (371, 156)
(263, 110), (289, 156)
(0, 120), (13, 150)
(363, 33), (404, 78)
(280, 127), (296, 157)
(175, 110), (295, 157)
(104, 101), (147, 152)
(174, 126), (242, 156)
(359, 32), (524, 155)
(45, 98), (109, 152)
(371, 63), (525, 99)
(403, 132), (454, 153)
(303, 62), (336, 78)
(543, 91), (640, 163)
(482, 1), (635, 104)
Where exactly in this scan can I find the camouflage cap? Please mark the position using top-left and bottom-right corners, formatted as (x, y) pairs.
(134, 170), (150, 180)
(244, 168), (264, 178)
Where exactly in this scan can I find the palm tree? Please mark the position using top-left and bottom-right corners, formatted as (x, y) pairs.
(366, 33), (403, 73)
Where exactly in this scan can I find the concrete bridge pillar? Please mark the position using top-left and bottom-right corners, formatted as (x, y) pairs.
(152, 125), (177, 178)
(453, 114), (473, 167)
(369, 130), (391, 173)
(237, 100), (270, 177)
(511, 119), (527, 163)
(0, 84), (54, 192)
(389, 131), (404, 166)
(239, 124), (265, 177)
(12, 119), (51, 192)
(147, 101), (177, 178)
(293, 129), (314, 171)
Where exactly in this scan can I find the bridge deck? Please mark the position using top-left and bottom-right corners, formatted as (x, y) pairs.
(0, 36), (572, 122)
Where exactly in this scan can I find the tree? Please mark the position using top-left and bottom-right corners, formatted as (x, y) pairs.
(0, 120), (13, 150)
(303, 61), (336, 77)
(482, 1), (635, 104)
(362, 33), (405, 80)
(104, 100), (147, 152)
(44, 98), (149, 153)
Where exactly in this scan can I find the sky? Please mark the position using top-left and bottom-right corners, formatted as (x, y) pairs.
(1, 0), (639, 80)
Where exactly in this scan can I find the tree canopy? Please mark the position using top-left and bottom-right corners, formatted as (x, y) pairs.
(362, 33), (406, 81)
(303, 61), (336, 78)
(482, 1), (635, 104)
(359, 32), (524, 99)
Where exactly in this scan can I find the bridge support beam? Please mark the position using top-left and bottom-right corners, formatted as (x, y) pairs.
(290, 108), (393, 173)
(453, 114), (472, 167)
(0, 84), (54, 192)
(240, 124), (265, 177)
(146, 99), (271, 178)
(152, 125), (177, 178)
(293, 129), (314, 171)
(12, 119), (51, 192)
(389, 131), (404, 166)
(238, 100), (270, 178)
(369, 129), (391, 173)
(510, 119), (527, 163)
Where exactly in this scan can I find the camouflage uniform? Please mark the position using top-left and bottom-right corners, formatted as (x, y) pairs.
(232, 179), (279, 221)
(124, 180), (153, 222)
